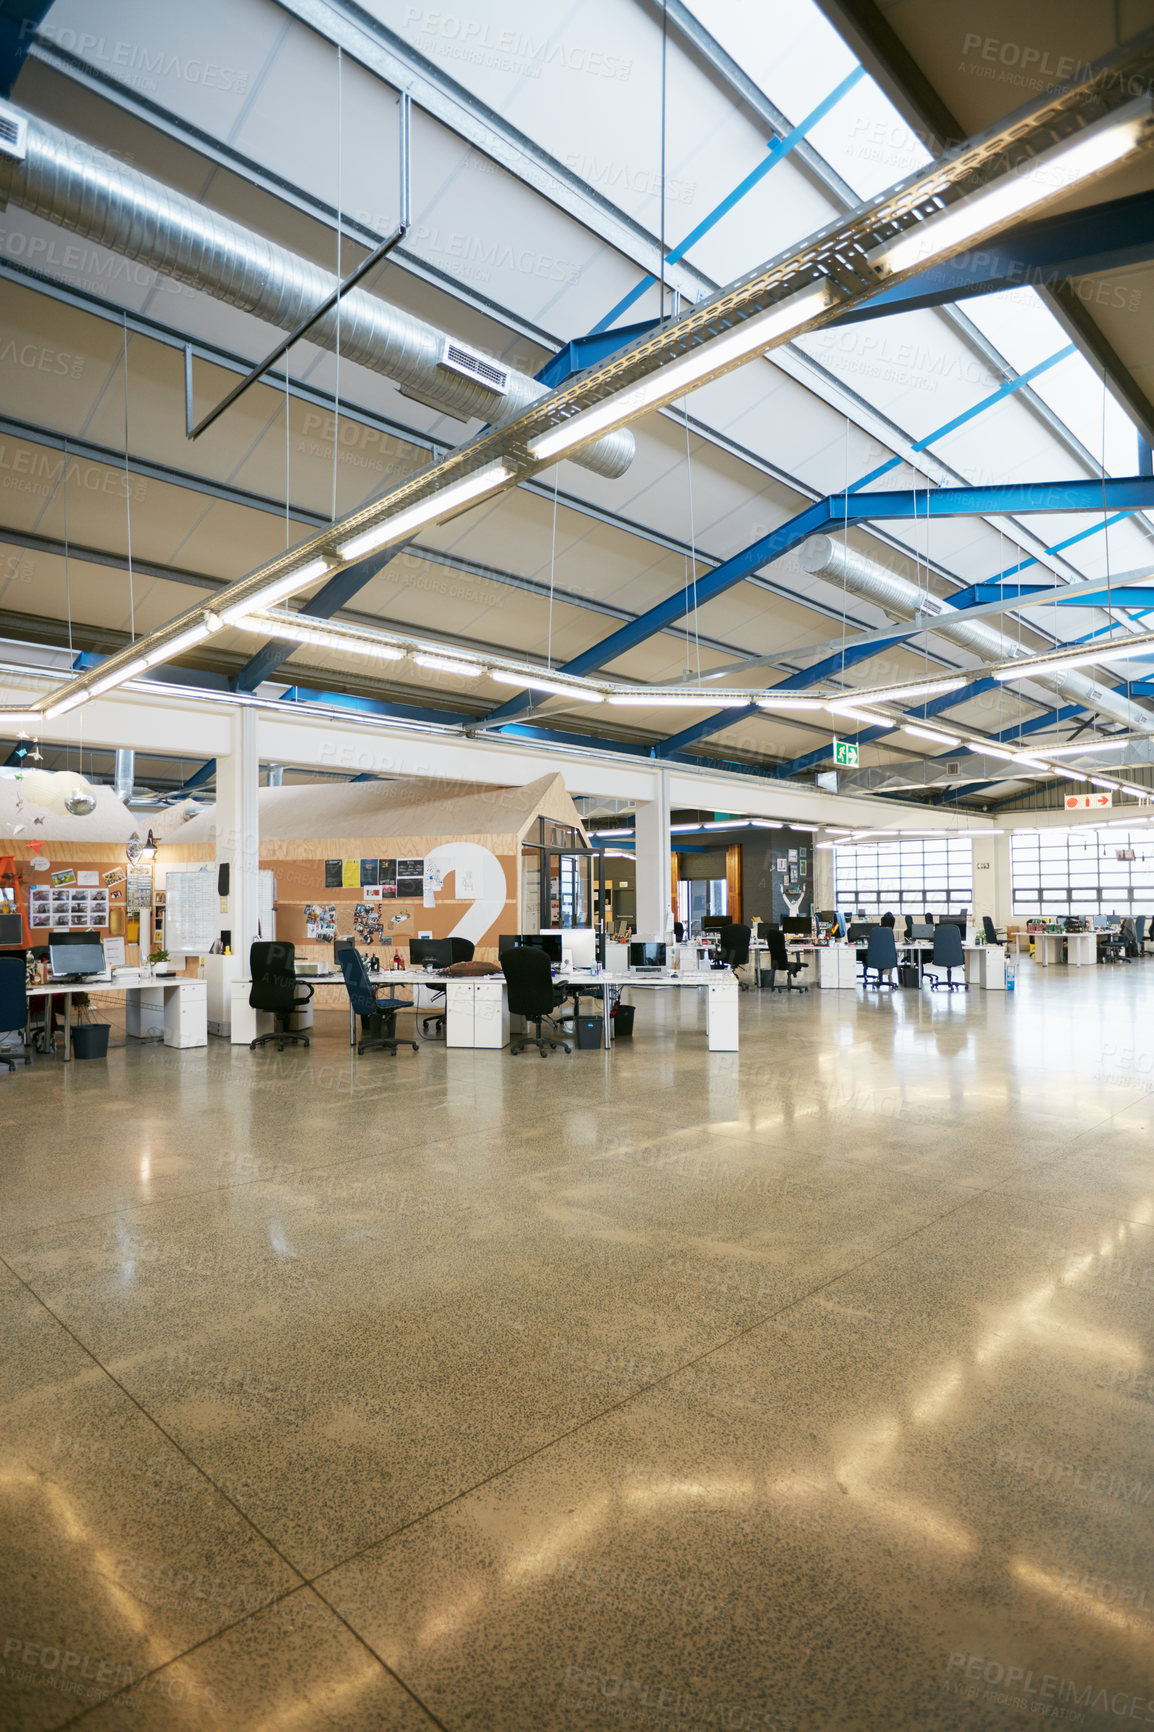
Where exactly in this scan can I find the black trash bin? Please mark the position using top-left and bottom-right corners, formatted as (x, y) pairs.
(71, 1022), (110, 1060)
(575, 1014), (604, 1050)
(611, 1002), (635, 1037)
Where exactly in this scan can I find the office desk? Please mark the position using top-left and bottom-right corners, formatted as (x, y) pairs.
(1035, 932), (1096, 967)
(34, 973), (207, 1062)
(563, 970), (738, 1051)
(231, 968), (460, 1048)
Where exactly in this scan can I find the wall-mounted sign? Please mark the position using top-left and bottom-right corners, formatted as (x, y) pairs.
(833, 739), (859, 768)
(1065, 792), (1112, 810)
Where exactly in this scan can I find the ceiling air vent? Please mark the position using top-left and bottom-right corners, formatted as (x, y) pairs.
(945, 762), (961, 776)
(0, 103), (27, 163)
(439, 340), (509, 395)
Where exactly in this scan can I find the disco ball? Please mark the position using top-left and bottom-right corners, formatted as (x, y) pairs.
(64, 789), (98, 817)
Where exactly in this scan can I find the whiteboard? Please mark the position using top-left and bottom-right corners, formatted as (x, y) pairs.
(165, 869), (276, 955)
(164, 868), (216, 955)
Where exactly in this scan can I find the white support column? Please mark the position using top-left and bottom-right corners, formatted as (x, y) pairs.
(635, 766), (672, 940)
(214, 706), (261, 964)
(971, 833), (1012, 929)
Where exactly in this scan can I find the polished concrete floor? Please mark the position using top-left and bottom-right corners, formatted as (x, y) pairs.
(2, 966), (1153, 1729)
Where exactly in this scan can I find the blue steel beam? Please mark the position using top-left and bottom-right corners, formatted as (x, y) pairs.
(235, 544), (411, 691)
(534, 319), (661, 390)
(826, 190), (1154, 325)
(593, 67), (865, 333)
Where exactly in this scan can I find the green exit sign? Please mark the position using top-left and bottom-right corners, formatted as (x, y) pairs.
(833, 738), (859, 767)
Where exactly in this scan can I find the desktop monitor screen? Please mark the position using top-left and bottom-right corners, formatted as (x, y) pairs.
(0, 911), (22, 946)
(49, 940), (106, 979)
(847, 923), (873, 942)
(410, 938), (453, 969)
(782, 917), (810, 936)
(564, 929), (597, 970)
(910, 923), (934, 940)
(497, 933), (519, 955)
(938, 915), (967, 934)
(629, 942), (667, 969)
(530, 933), (564, 965)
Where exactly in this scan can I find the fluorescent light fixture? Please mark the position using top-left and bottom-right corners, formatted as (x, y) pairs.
(338, 463), (511, 561)
(824, 827), (856, 834)
(815, 841), (835, 849)
(873, 97), (1154, 278)
(219, 559), (329, 625)
(413, 653), (482, 677)
(994, 631), (1154, 682)
(1090, 776), (1119, 789)
(850, 676), (966, 704)
(755, 695), (826, 711)
(527, 283), (835, 463)
(826, 702), (890, 726)
(902, 723), (960, 747)
(1042, 737), (1133, 756)
(701, 819), (749, 829)
(670, 822), (704, 833)
(1121, 785), (1148, 799)
(590, 828), (633, 838)
(0, 710), (42, 727)
(976, 742), (1031, 762)
(43, 690), (91, 720)
(490, 669), (602, 703)
(1064, 771), (1088, 782)
(232, 615), (405, 662)
(90, 656), (150, 697)
(785, 822), (820, 831)
(606, 690), (749, 707)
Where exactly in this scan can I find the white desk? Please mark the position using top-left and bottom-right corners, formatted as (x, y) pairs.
(1035, 931), (1097, 967)
(33, 973), (207, 1062)
(564, 970), (739, 1051)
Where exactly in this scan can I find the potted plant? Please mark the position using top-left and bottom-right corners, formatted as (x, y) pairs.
(147, 946), (173, 975)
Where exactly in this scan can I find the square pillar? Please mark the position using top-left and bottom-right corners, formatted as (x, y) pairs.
(635, 768), (672, 940)
(213, 706), (261, 966)
(971, 833), (1011, 929)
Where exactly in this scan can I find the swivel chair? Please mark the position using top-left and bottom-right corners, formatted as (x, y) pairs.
(718, 921), (752, 990)
(502, 944), (571, 1057)
(765, 926), (807, 992)
(982, 915), (999, 945)
(249, 941), (313, 1051)
(926, 922), (967, 990)
(0, 955), (30, 1071)
(338, 946), (419, 1056)
(880, 911), (896, 930)
(861, 926), (898, 988)
(420, 937), (475, 1036)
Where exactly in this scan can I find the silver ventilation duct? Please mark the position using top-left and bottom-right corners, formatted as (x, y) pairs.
(798, 535), (1154, 734)
(113, 747), (134, 802)
(0, 104), (634, 480)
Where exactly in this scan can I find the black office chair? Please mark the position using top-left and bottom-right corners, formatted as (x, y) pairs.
(765, 926), (807, 992)
(982, 915), (998, 945)
(0, 955), (30, 1071)
(502, 945), (571, 1057)
(861, 926), (898, 988)
(249, 941), (314, 1052)
(421, 937), (475, 1035)
(338, 946), (419, 1056)
(927, 922), (967, 990)
(718, 921), (752, 990)
(673, 921), (685, 943)
(880, 911), (896, 929)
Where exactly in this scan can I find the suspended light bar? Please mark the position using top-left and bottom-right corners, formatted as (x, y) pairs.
(606, 690), (749, 707)
(527, 283), (835, 463)
(141, 613), (223, 668)
(1090, 776), (1119, 789)
(1121, 785), (1149, 799)
(219, 558), (330, 625)
(755, 695), (826, 712)
(902, 723), (960, 747)
(231, 612), (405, 661)
(43, 690), (91, 720)
(413, 653), (483, 677)
(994, 628), (1154, 682)
(1064, 771), (1088, 782)
(490, 669), (602, 703)
(873, 97), (1154, 278)
(338, 462), (512, 560)
(1041, 736), (1138, 756)
(847, 675), (966, 704)
(826, 702), (890, 726)
(90, 656), (149, 697)
(0, 710), (41, 727)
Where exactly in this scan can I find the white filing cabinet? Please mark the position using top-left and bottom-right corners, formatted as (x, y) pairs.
(817, 945), (858, 988)
(446, 979), (509, 1048)
(965, 945), (1006, 990)
(706, 977), (739, 1050)
(125, 980), (207, 1047)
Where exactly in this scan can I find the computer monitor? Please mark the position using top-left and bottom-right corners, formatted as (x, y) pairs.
(816, 911), (835, 926)
(938, 915), (967, 934)
(847, 923), (873, 942)
(410, 938), (453, 969)
(0, 911), (22, 946)
(49, 939), (106, 980)
(564, 929), (597, 970)
(629, 941), (667, 970)
(497, 933), (519, 955)
(782, 917), (810, 936)
(521, 932), (562, 964)
(334, 936), (356, 962)
(910, 923), (934, 940)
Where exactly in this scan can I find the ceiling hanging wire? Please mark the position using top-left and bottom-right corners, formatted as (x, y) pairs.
(121, 313), (135, 645)
(284, 371), (291, 550)
(658, 0), (668, 324)
(683, 406), (702, 682)
(839, 412), (851, 677)
(546, 471), (559, 673)
(332, 44), (343, 525)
